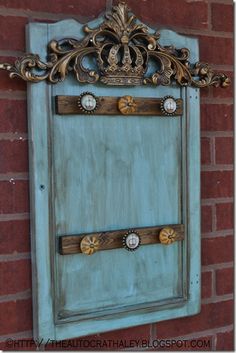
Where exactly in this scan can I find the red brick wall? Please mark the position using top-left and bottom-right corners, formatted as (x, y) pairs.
(0, 0), (233, 351)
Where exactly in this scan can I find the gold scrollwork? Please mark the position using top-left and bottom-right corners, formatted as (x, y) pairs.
(0, 2), (230, 88)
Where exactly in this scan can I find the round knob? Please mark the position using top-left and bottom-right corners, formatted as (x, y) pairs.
(118, 96), (137, 115)
(78, 92), (98, 114)
(80, 235), (100, 255)
(123, 230), (141, 251)
(159, 227), (177, 245)
(160, 96), (177, 116)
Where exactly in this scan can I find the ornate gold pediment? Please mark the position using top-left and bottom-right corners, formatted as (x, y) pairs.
(0, 2), (230, 88)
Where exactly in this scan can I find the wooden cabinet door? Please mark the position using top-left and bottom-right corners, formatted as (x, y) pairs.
(28, 19), (200, 340)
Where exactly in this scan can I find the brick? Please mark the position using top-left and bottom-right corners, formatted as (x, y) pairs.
(0, 220), (30, 254)
(0, 16), (27, 51)
(124, 0), (208, 30)
(0, 57), (27, 92)
(154, 300), (233, 339)
(0, 180), (29, 214)
(199, 36), (233, 66)
(0, 259), (31, 295)
(201, 205), (212, 233)
(212, 72), (233, 99)
(201, 271), (212, 299)
(216, 202), (233, 231)
(0, 0), (106, 18)
(215, 137), (233, 165)
(201, 171), (233, 199)
(200, 87), (210, 99)
(212, 4), (233, 32)
(0, 1), (208, 30)
(201, 104), (233, 132)
(202, 235), (233, 266)
(216, 267), (234, 295)
(216, 330), (234, 350)
(0, 299), (32, 335)
(94, 324), (150, 341)
(0, 100), (27, 134)
(0, 140), (28, 173)
(201, 137), (211, 165)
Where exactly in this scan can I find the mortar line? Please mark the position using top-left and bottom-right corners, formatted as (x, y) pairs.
(0, 253), (31, 261)
(0, 290), (31, 303)
(0, 213), (29, 221)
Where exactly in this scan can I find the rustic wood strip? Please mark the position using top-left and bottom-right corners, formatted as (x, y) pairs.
(55, 96), (183, 116)
(59, 224), (184, 255)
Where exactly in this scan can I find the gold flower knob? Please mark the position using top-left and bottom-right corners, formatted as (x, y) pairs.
(159, 227), (177, 245)
(80, 235), (100, 255)
(118, 96), (137, 115)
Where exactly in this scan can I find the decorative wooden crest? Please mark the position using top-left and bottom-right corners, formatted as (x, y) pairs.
(0, 2), (230, 88)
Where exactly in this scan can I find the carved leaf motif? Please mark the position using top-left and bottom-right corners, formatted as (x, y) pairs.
(0, 54), (52, 82)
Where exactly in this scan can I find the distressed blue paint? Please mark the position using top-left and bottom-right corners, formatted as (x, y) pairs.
(27, 18), (200, 341)
(27, 22), (54, 339)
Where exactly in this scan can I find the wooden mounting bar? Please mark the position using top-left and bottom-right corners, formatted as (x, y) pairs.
(59, 224), (185, 255)
(55, 96), (183, 116)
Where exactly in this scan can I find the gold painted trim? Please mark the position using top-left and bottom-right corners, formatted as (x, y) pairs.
(0, 2), (230, 88)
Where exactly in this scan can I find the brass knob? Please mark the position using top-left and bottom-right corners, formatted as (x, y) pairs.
(159, 227), (177, 245)
(118, 96), (137, 115)
(80, 235), (100, 255)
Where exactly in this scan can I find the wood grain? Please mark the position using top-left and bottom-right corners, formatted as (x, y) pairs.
(59, 224), (185, 255)
(55, 95), (183, 116)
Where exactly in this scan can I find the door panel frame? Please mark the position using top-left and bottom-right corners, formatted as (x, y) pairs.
(27, 20), (200, 340)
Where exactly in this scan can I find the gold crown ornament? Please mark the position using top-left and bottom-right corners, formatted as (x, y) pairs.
(0, 2), (230, 88)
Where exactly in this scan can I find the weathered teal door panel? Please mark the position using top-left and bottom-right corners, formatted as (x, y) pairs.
(27, 16), (201, 340)
(53, 82), (183, 319)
